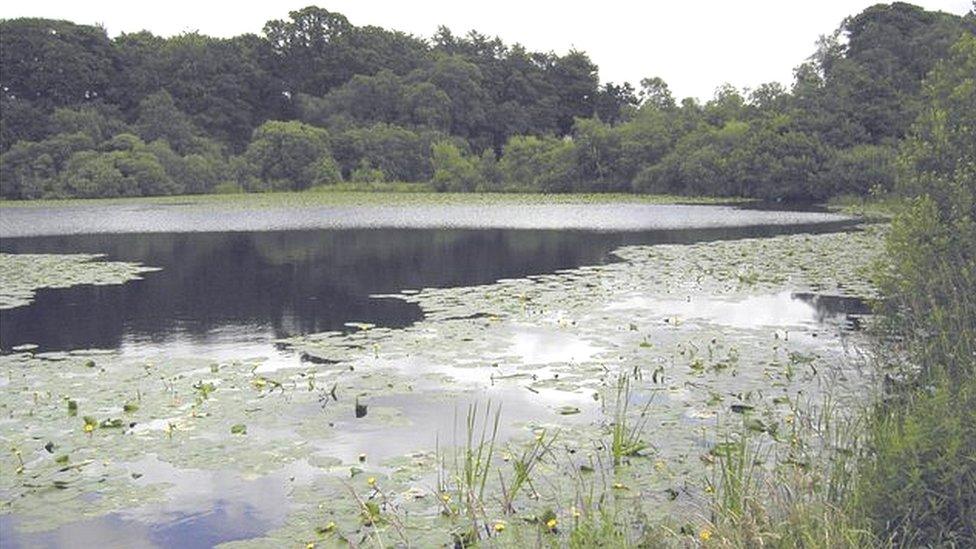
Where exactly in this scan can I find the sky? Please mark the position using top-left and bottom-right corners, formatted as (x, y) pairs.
(1, 0), (971, 101)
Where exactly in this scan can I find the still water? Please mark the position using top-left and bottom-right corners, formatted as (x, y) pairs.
(0, 202), (868, 548)
(1, 221), (859, 354)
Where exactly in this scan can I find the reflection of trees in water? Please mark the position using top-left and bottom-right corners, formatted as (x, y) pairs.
(0, 221), (860, 352)
(792, 292), (872, 327)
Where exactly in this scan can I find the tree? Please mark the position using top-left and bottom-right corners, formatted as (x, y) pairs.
(594, 82), (639, 125)
(0, 132), (95, 198)
(498, 135), (577, 191)
(0, 18), (117, 108)
(550, 50), (599, 134)
(134, 91), (202, 155)
(572, 117), (624, 191)
(60, 149), (175, 197)
(242, 120), (336, 190)
(331, 124), (437, 181)
(639, 77), (675, 110)
(263, 7), (356, 95)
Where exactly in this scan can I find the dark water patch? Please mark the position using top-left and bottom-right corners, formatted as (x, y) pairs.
(0, 221), (861, 354)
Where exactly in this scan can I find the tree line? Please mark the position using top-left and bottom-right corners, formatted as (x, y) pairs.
(1, 3), (973, 200)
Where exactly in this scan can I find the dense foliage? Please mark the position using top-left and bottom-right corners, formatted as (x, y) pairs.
(857, 31), (976, 545)
(1, 3), (973, 199)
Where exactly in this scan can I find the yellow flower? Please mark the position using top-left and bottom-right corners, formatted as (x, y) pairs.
(367, 477), (376, 487)
(83, 423), (94, 433)
(306, 543), (315, 549)
(493, 521), (506, 532)
(699, 529), (712, 542)
(545, 518), (557, 530)
(441, 493), (451, 503)
(571, 506), (581, 518)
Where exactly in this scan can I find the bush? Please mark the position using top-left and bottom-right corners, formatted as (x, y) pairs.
(818, 144), (898, 196)
(349, 159), (386, 183)
(855, 33), (976, 546)
(430, 140), (481, 192)
(498, 135), (577, 191)
(0, 132), (95, 198)
(60, 149), (175, 197)
(242, 120), (337, 191)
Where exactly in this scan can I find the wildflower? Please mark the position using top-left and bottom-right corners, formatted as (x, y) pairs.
(493, 521), (506, 532)
(83, 423), (94, 434)
(441, 493), (451, 503)
(699, 529), (712, 542)
(367, 477), (376, 487)
(571, 506), (581, 518)
(306, 543), (315, 549)
(546, 518), (558, 531)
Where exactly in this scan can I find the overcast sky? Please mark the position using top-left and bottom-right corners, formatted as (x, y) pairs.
(1, 1), (971, 100)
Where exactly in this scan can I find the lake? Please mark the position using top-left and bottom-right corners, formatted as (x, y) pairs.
(0, 196), (876, 548)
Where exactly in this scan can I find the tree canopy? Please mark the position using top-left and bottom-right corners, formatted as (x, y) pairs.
(1, 3), (973, 199)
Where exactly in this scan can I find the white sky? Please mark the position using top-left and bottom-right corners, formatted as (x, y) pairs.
(1, 1), (971, 101)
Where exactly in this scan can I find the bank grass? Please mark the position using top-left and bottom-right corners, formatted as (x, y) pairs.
(704, 397), (875, 548)
(826, 193), (902, 220)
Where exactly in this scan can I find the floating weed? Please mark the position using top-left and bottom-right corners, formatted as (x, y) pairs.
(0, 253), (159, 310)
(11, 447), (25, 474)
(192, 381), (216, 401)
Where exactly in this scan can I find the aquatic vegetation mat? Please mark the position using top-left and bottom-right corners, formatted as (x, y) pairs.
(0, 253), (159, 310)
(0, 227), (885, 546)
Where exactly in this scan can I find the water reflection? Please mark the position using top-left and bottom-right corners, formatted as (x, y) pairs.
(607, 291), (870, 330)
(0, 222), (859, 353)
(0, 457), (300, 549)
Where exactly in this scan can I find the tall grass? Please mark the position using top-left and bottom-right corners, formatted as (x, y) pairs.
(610, 375), (653, 466)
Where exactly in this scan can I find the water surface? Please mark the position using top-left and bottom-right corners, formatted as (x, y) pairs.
(0, 201), (870, 548)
